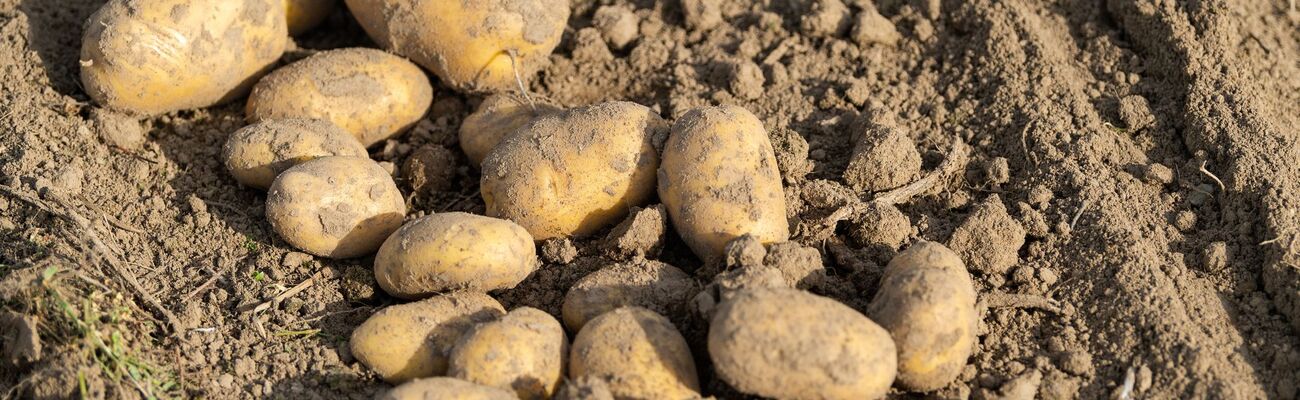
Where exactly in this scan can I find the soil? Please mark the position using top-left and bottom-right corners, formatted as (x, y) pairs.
(1, 0), (1299, 399)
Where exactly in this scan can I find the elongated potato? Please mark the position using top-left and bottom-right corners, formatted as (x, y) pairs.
(381, 377), (516, 400)
(570, 307), (700, 399)
(285, 0), (335, 35)
(351, 293), (506, 384)
(80, 0), (288, 116)
(246, 48), (433, 147)
(460, 94), (563, 167)
(266, 156), (405, 258)
(659, 106), (789, 263)
(222, 119), (367, 190)
(868, 241), (977, 392)
(561, 259), (696, 333)
(481, 102), (667, 240)
(374, 212), (539, 299)
(709, 289), (896, 400)
(449, 308), (568, 399)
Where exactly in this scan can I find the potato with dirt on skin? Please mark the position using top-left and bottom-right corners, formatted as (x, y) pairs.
(381, 377), (516, 400)
(569, 307), (700, 399)
(561, 259), (697, 333)
(221, 119), (367, 190)
(246, 48), (433, 147)
(374, 212), (539, 300)
(449, 307), (568, 399)
(460, 93), (563, 166)
(868, 241), (977, 392)
(284, 0), (335, 35)
(265, 156), (405, 258)
(351, 292), (506, 384)
(80, 0), (287, 116)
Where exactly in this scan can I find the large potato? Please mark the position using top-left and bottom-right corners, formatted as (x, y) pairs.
(374, 212), (539, 299)
(345, 0), (569, 92)
(659, 106), (789, 263)
(460, 93), (563, 167)
(569, 307), (700, 399)
(221, 119), (367, 190)
(351, 293), (506, 383)
(285, 0), (335, 35)
(246, 48), (433, 147)
(561, 259), (696, 333)
(709, 289), (896, 400)
(80, 0), (288, 116)
(381, 377), (516, 400)
(265, 156), (405, 258)
(449, 307), (568, 399)
(481, 102), (667, 240)
(868, 241), (977, 392)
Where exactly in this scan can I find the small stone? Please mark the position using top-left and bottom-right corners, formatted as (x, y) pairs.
(1143, 163), (1174, 185)
(729, 59), (766, 100)
(91, 108), (145, 150)
(800, 0), (852, 38)
(1118, 95), (1155, 131)
(949, 195), (1027, 275)
(593, 6), (639, 49)
(1203, 241), (1229, 272)
(681, 0), (722, 31)
(281, 252), (313, 268)
(851, 5), (900, 46)
(541, 238), (578, 264)
(1172, 210), (1197, 232)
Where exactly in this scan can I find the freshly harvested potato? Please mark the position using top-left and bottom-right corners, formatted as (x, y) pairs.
(569, 307), (700, 399)
(351, 292), (506, 383)
(868, 241), (977, 392)
(460, 94), (563, 167)
(561, 259), (696, 333)
(659, 106), (789, 263)
(374, 212), (538, 299)
(265, 156), (405, 258)
(221, 119), (367, 190)
(709, 288), (896, 400)
(346, 0), (569, 92)
(80, 0), (288, 116)
(285, 0), (335, 35)
(381, 377), (516, 400)
(449, 307), (568, 399)
(246, 48), (433, 147)
(481, 102), (667, 240)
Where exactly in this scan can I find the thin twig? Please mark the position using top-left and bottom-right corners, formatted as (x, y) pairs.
(506, 49), (538, 112)
(1198, 160), (1226, 195)
(286, 306), (374, 326)
(243, 274), (317, 314)
(1070, 199), (1090, 230)
(183, 255), (246, 302)
(978, 292), (1063, 315)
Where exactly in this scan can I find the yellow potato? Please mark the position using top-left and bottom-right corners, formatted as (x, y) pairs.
(345, 0), (569, 92)
(868, 241), (977, 392)
(561, 259), (696, 333)
(709, 288), (896, 400)
(569, 307), (700, 399)
(246, 47), (433, 147)
(351, 292), (506, 384)
(285, 0), (335, 35)
(460, 93), (563, 167)
(221, 119), (367, 190)
(374, 212), (539, 299)
(659, 106), (789, 264)
(80, 0), (288, 116)
(481, 101), (666, 240)
(265, 156), (405, 258)
(381, 377), (516, 400)
(449, 307), (568, 399)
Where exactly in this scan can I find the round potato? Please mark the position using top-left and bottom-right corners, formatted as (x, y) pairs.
(265, 156), (405, 258)
(381, 377), (516, 400)
(351, 292), (506, 384)
(285, 0), (335, 35)
(481, 101), (667, 240)
(570, 307), (700, 399)
(345, 0), (569, 92)
(561, 259), (696, 333)
(709, 288), (896, 400)
(246, 47), (433, 147)
(374, 212), (539, 299)
(868, 241), (977, 392)
(449, 307), (568, 399)
(460, 93), (563, 167)
(221, 119), (367, 190)
(659, 106), (790, 264)
(80, 0), (287, 116)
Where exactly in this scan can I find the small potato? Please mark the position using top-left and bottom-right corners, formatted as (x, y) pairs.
(561, 259), (696, 333)
(709, 288), (896, 400)
(374, 212), (539, 299)
(381, 377), (516, 400)
(346, 0), (569, 92)
(351, 292), (506, 384)
(481, 101), (667, 240)
(285, 0), (335, 35)
(570, 307), (700, 399)
(246, 48), (433, 147)
(460, 94), (563, 167)
(80, 0), (287, 116)
(868, 241), (977, 392)
(449, 307), (568, 399)
(266, 156), (405, 258)
(221, 119), (367, 190)
(659, 106), (789, 263)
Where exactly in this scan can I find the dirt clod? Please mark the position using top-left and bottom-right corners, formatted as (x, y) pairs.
(680, 0), (722, 31)
(852, 5), (899, 47)
(603, 204), (669, 259)
(844, 124), (921, 193)
(1118, 95), (1155, 131)
(541, 237), (579, 264)
(949, 195), (1026, 275)
(90, 108), (145, 151)
(593, 6), (639, 49)
(402, 145), (457, 196)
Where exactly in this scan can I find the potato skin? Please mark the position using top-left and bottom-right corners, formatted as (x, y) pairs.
(80, 0), (287, 116)
(221, 119), (367, 190)
(569, 307), (700, 399)
(659, 106), (789, 264)
(285, 0), (335, 35)
(374, 212), (539, 299)
(351, 293), (506, 384)
(265, 156), (405, 258)
(561, 259), (697, 333)
(460, 94), (563, 167)
(481, 102), (667, 240)
(868, 241), (977, 392)
(449, 307), (568, 399)
(381, 377), (516, 400)
(246, 48), (433, 147)
(709, 288), (896, 400)
(345, 0), (569, 92)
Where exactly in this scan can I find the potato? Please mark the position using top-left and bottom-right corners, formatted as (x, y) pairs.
(868, 241), (977, 392)
(561, 259), (696, 333)
(285, 0), (335, 35)
(569, 307), (700, 399)
(460, 94), (563, 167)
(246, 48), (433, 147)
(381, 377), (516, 400)
(80, 0), (288, 116)
(346, 0), (569, 92)
(221, 119), (367, 190)
(709, 288), (896, 400)
(351, 292), (506, 383)
(265, 156), (405, 258)
(481, 101), (667, 240)
(659, 106), (789, 263)
(449, 307), (568, 399)
(374, 212), (539, 299)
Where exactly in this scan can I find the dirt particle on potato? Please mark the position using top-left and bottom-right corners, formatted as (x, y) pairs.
(1118, 95), (1155, 131)
(603, 204), (669, 259)
(851, 5), (900, 46)
(681, 0), (722, 31)
(844, 124), (921, 193)
(593, 6), (639, 49)
(949, 195), (1026, 275)
(800, 0), (852, 38)
(541, 238), (578, 264)
(402, 145), (457, 196)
